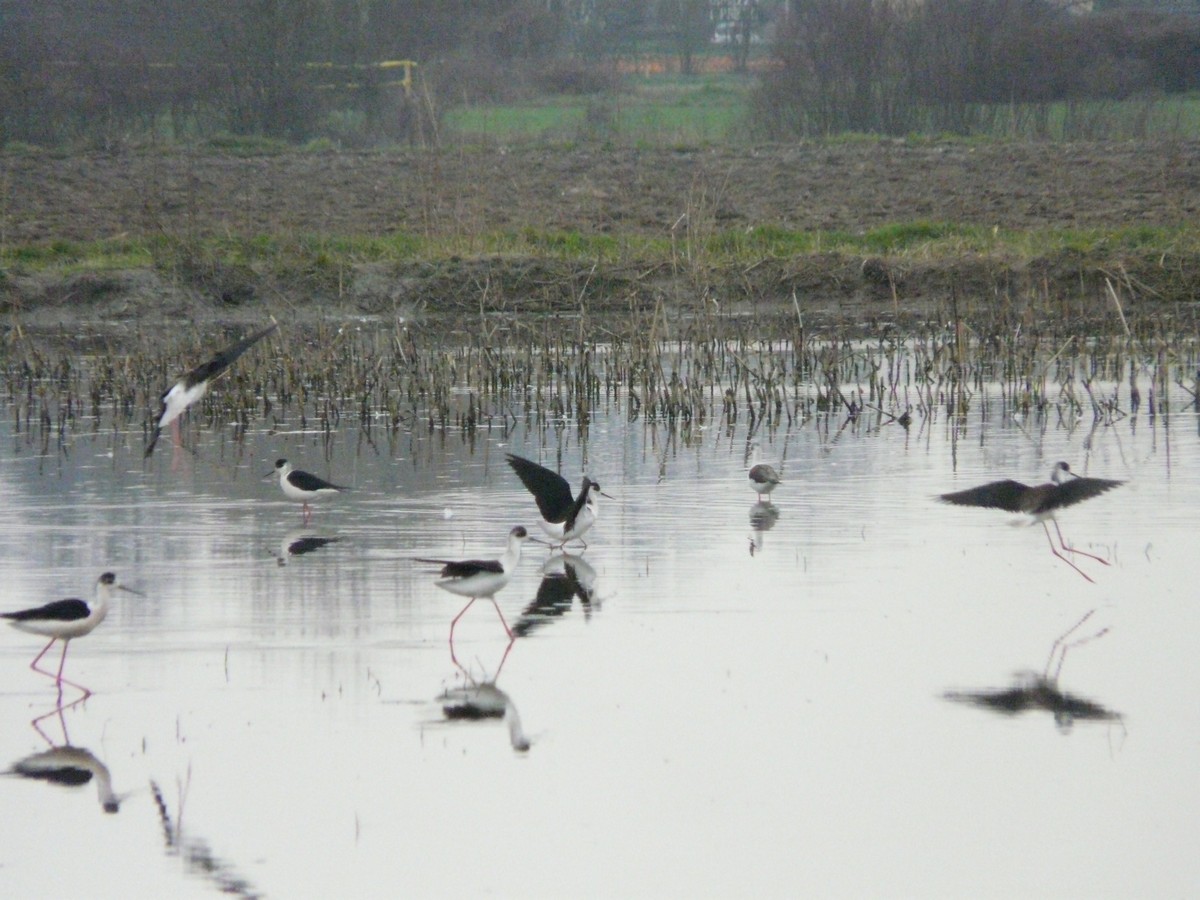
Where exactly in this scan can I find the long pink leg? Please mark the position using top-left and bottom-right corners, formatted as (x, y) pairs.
(28, 637), (58, 677)
(170, 420), (185, 472)
(1042, 523), (1095, 583)
(488, 599), (514, 640)
(302, 503), (312, 525)
(29, 639), (91, 699)
(1052, 520), (1110, 565)
(449, 599), (478, 673)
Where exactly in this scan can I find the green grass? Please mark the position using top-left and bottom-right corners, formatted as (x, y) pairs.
(441, 69), (1200, 146)
(5, 223), (1197, 282)
(444, 74), (753, 145)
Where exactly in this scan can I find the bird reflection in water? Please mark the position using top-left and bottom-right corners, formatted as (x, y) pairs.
(512, 552), (600, 638)
(439, 615), (531, 752)
(748, 501), (781, 557)
(944, 609), (1122, 733)
(7, 703), (125, 814)
(273, 527), (341, 566)
(151, 773), (261, 899)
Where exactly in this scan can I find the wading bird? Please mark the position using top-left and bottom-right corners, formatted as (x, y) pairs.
(506, 454), (612, 549)
(265, 459), (348, 525)
(2, 572), (141, 698)
(747, 442), (782, 502)
(417, 526), (531, 639)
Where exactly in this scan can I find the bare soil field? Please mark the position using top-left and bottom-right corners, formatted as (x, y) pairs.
(3, 141), (1199, 332)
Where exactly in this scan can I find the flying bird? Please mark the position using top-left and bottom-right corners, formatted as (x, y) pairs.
(145, 323), (277, 457)
(938, 461), (1123, 582)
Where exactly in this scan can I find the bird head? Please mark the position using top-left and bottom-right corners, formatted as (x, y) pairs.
(1051, 461), (1075, 484)
(264, 459), (290, 481)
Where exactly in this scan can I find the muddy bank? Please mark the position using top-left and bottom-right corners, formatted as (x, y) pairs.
(3, 141), (1199, 333)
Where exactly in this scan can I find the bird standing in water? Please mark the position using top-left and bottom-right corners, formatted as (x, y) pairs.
(748, 442), (782, 502)
(417, 526), (531, 639)
(2, 572), (141, 699)
(264, 459), (348, 525)
(506, 453), (612, 550)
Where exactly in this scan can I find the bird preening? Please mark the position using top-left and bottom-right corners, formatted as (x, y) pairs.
(938, 461), (1124, 582)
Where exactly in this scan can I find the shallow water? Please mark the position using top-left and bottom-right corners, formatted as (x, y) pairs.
(0, 370), (1197, 898)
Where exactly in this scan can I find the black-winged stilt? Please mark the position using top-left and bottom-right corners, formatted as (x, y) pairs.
(938, 461), (1123, 582)
(417, 526), (531, 639)
(145, 323), (277, 457)
(265, 459), (348, 525)
(747, 442), (782, 502)
(506, 453), (612, 549)
(2, 572), (141, 698)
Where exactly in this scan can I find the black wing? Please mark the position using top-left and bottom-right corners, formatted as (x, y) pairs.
(143, 427), (163, 458)
(937, 479), (1033, 513)
(2, 598), (90, 622)
(182, 324), (277, 389)
(507, 454), (573, 522)
(1038, 477), (1123, 514)
(562, 480), (592, 533)
(288, 470), (347, 492)
(416, 558), (504, 578)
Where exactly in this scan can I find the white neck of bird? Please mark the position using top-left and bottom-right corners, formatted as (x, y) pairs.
(503, 537), (524, 570)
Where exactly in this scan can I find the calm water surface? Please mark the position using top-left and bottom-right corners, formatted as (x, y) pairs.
(0, 370), (1197, 898)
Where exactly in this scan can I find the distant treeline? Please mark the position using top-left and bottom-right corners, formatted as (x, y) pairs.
(2, 0), (1199, 146)
(754, 0), (1200, 138)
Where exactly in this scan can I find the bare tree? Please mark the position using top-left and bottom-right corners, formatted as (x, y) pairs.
(660, 0), (712, 75)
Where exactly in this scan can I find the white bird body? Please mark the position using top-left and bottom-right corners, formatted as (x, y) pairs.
(422, 526), (529, 600)
(266, 459), (347, 524)
(506, 453), (611, 549)
(2, 572), (138, 697)
(2, 573), (119, 642)
(145, 324), (276, 457)
(536, 497), (598, 546)
(418, 527), (531, 640)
